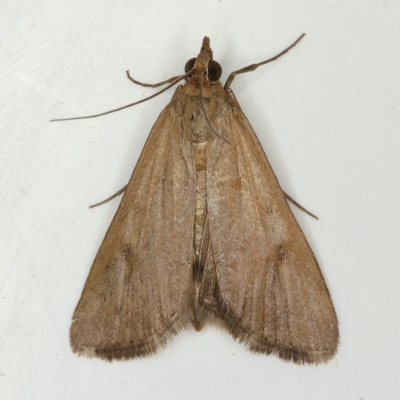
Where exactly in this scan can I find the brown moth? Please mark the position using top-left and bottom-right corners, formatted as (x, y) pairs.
(58, 34), (339, 364)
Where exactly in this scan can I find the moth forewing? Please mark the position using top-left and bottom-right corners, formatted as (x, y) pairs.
(68, 35), (338, 364)
(70, 104), (197, 359)
(206, 95), (338, 363)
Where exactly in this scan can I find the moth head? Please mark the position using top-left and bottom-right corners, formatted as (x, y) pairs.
(184, 37), (222, 83)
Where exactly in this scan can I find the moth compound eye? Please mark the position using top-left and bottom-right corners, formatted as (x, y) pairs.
(208, 60), (222, 82)
(185, 58), (196, 73)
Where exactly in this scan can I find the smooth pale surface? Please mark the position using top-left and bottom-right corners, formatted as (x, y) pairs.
(1, 0), (399, 399)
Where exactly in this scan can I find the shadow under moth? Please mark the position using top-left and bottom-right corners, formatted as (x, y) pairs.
(53, 34), (339, 364)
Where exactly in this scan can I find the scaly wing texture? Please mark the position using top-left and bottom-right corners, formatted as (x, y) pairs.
(70, 93), (196, 361)
(204, 92), (339, 364)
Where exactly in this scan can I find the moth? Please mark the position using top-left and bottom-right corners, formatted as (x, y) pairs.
(55, 34), (339, 364)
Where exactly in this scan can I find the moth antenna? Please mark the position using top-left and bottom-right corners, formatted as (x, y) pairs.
(224, 33), (306, 90)
(50, 72), (190, 122)
(199, 75), (230, 144)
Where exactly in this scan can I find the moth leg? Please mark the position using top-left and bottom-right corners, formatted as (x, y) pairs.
(89, 184), (127, 209)
(126, 70), (182, 88)
(224, 33), (305, 90)
(283, 191), (318, 220)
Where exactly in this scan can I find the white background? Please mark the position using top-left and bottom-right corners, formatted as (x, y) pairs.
(1, 0), (399, 399)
